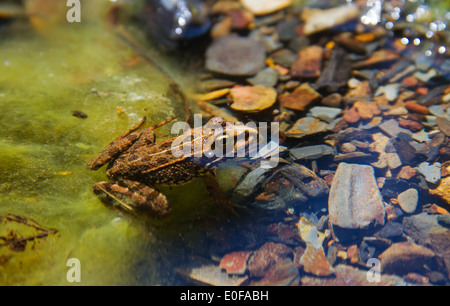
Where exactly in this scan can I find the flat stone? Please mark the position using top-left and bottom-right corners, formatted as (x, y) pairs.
(297, 217), (329, 247)
(417, 162), (441, 184)
(205, 35), (266, 76)
(309, 106), (342, 123)
(398, 119), (424, 132)
(234, 166), (271, 200)
(429, 105), (445, 116)
(289, 145), (334, 161)
(247, 67), (279, 87)
(379, 241), (435, 275)
(397, 188), (419, 214)
(175, 259), (248, 286)
(375, 84), (401, 102)
(240, 0), (292, 16)
(230, 85), (277, 112)
(301, 264), (406, 286)
(412, 130), (430, 143)
(285, 117), (328, 138)
(279, 83), (321, 111)
(436, 116), (450, 137)
(376, 222), (404, 239)
(300, 243), (334, 277)
(247, 242), (293, 277)
(267, 164), (330, 202)
(302, 5), (360, 35)
(270, 48), (297, 67)
(354, 101), (381, 120)
(353, 49), (400, 69)
(249, 258), (299, 286)
(429, 176), (450, 205)
(378, 119), (412, 138)
(219, 251), (252, 275)
(322, 93), (342, 108)
(328, 163), (385, 229)
(290, 45), (323, 79)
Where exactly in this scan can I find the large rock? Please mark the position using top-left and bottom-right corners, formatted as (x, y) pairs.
(403, 213), (450, 278)
(328, 163), (385, 229)
(205, 35), (266, 76)
(379, 241), (435, 275)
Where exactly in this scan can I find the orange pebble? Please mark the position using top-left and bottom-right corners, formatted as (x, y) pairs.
(404, 101), (429, 115)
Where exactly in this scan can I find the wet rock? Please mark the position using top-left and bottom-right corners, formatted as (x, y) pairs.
(379, 241), (436, 275)
(246, 67), (279, 87)
(354, 101), (381, 120)
(315, 47), (352, 92)
(343, 106), (361, 124)
(234, 166), (271, 200)
(436, 116), (450, 137)
(333, 32), (366, 55)
(322, 93), (342, 108)
(240, 0), (292, 16)
(285, 117), (328, 138)
(219, 251), (252, 275)
(328, 163), (385, 229)
(353, 49), (400, 69)
(405, 101), (429, 115)
(428, 228), (450, 278)
(250, 258), (299, 286)
(333, 127), (373, 142)
(398, 119), (424, 132)
(309, 106), (342, 123)
(417, 162), (441, 184)
(262, 164), (329, 204)
(297, 217), (329, 247)
(300, 264), (406, 286)
(276, 17), (300, 42)
(289, 145), (334, 161)
(429, 176), (450, 205)
(198, 79), (236, 93)
(205, 35), (266, 76)
(301, 5), (360, 36)
(375, 84), (401, 102)
(247, 242), (293, 278)
(299, 243), (334, 277)
(397, 188), (419, 214)
(290, 45), (323, 79)
(176, 258), (248, 286)
(230, 85), (277, 112)
(402, 213), (440, 245)
(376, 222), (403, 240)
(279, 83), (321, 111)
(412, 130), (430, 143)
(378, 119), (412, 138)
(397, 166), (419, 180)
(392, 138), (416, 165)
(270, 48), (297, 68)
(437, 215), (450, 229)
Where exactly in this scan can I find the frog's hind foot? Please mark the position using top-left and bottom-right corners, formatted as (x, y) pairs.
(93, 180), (170, 218)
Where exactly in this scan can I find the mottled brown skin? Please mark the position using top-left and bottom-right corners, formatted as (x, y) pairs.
(88, 117), (255, 218)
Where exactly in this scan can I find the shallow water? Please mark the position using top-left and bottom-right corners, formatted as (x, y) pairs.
(0, 1), (222, 285)
(1, 0), (449, 286)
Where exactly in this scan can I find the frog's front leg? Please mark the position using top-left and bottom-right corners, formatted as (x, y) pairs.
(88, 118), (148, 170)
(93, 180), (170, 218)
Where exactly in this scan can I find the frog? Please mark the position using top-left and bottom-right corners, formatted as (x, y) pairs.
(87, 116), (258, 218)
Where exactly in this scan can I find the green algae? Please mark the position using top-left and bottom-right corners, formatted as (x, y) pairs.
(0, 1), (218, 285)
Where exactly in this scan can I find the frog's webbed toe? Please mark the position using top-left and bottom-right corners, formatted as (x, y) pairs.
(93, 180), (170, 218)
